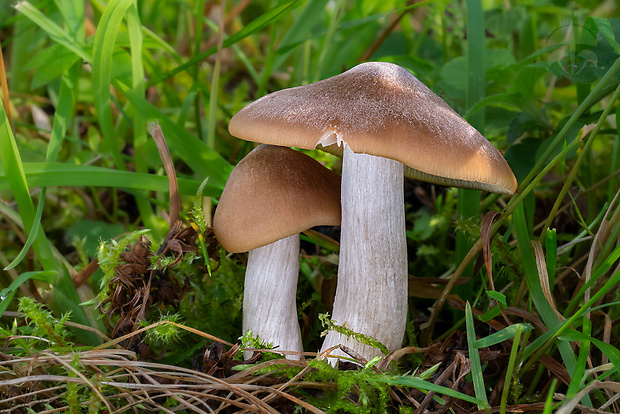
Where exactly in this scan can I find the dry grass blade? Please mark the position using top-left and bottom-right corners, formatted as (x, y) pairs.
(556, 380), (620, 414)
(531, 240), (564, 320)
(415, 352), (471, 414)
(0, 347), (329, 413)
(92, 320), (234, 351)
(584, 187), (620, 304)
(149, 121), (180, 227)
(481, 211), (500, 291)
(41, 351), (114, 412)
(0, 43), (12, 130)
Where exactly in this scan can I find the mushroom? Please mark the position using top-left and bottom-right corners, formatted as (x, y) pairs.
(213, 144), (341, 360)
(228, 62), (517, 361)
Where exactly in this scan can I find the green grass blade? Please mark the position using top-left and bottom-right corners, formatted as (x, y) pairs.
(566, 318), (590, 401)
(14, 1), (90, 62)
(53, 0), (86, 40)
(500, 325), (523, 414)
(465, 302), (489, 411)
(0, 163), (222, 197)
(513, 204), (561, 327)
(145, 0), (304, 87)
(92, 0), (136, 170)
(371, 375), (488, 407)
(514, 203), (581, 386)
(559, 327), (620, 367)
(472, 323), (533, 348)
(0, 96), (40, 261)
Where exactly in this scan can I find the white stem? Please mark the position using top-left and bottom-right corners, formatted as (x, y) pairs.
(243, 234), (303, 360)
(321, 146), (407, 362)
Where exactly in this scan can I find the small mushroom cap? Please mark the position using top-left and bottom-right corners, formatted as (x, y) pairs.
(213, 144), (341, 253)
(229, 62), (517, 195)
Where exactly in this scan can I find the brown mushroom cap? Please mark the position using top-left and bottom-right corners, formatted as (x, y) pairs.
(213, 144), (341, 253)
(229, 62), (517, 194)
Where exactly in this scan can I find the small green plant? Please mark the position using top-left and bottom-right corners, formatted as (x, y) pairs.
(18, 297), (71, 349)
(319, 313), (389, 356)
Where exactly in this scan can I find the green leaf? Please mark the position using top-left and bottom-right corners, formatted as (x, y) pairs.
(465, 302), (489, 409)
(486, 290), (507, 309)
(25, 44), (81, 89)
(371, 375), (488, 407)
(0, 271), (58, 318)
(15, 1), (90, 62)
(473, 323), (533, 348)
(592, 17), (620, 53)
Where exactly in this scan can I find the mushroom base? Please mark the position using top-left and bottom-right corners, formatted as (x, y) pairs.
(321, 146), (407, 363)
(243, 234), (303, 360)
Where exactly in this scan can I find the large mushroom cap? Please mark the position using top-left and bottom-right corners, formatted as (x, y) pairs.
(229, 61), (517, 194)
(213, 144), (341, 253)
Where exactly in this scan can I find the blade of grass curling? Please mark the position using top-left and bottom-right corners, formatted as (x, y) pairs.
(500, 325), (523, 414)
(145, 0), (303, 88)
(0, 96), (48, 267)
(465, 302), (490, 411)
(92, 0), (136, 171)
